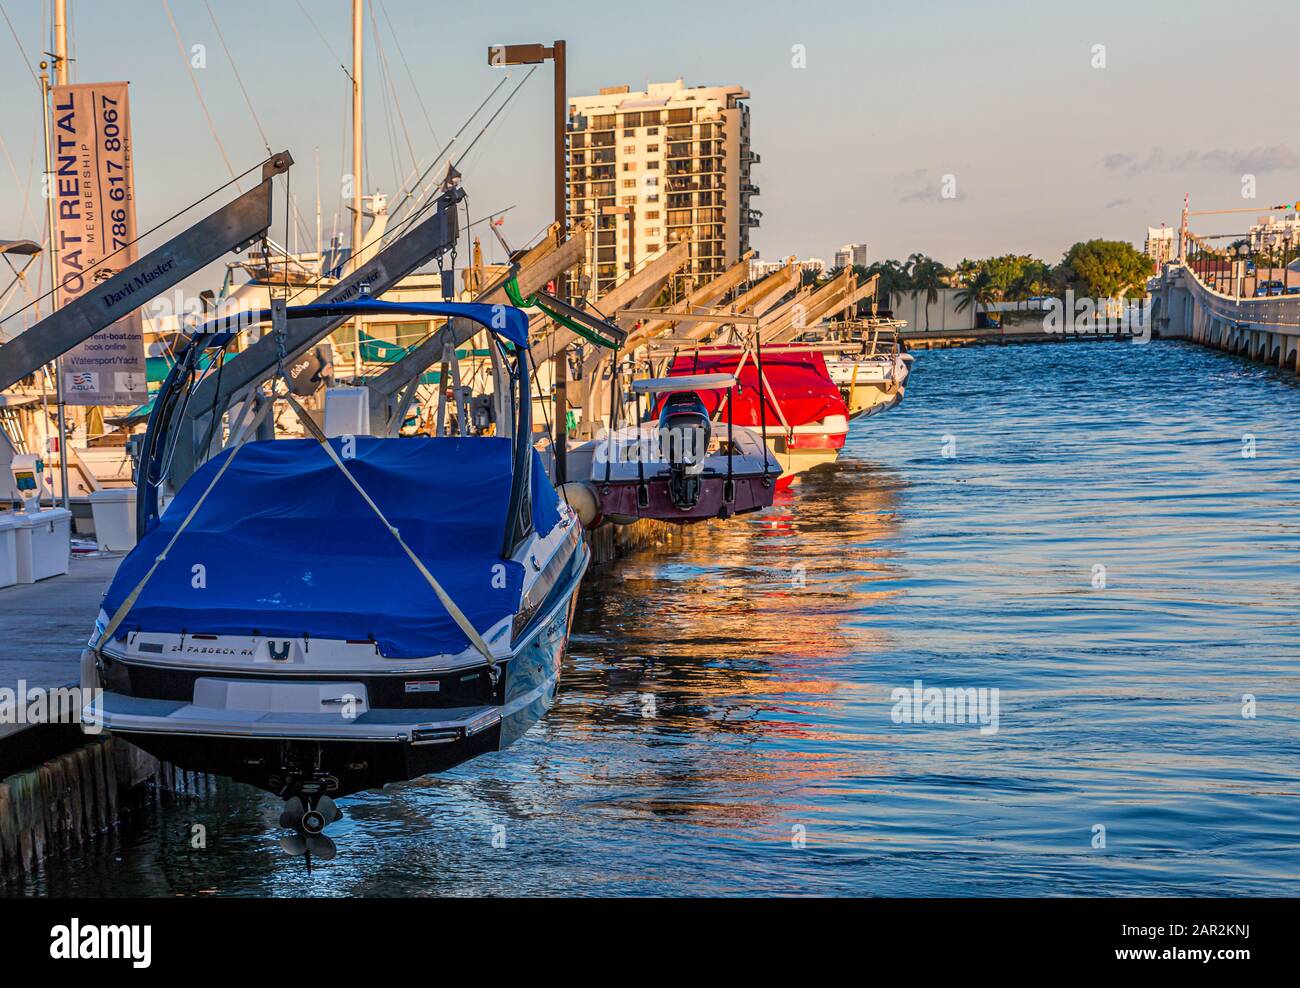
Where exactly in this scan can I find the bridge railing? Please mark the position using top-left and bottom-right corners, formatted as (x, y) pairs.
(1176, 263), (1300, 330)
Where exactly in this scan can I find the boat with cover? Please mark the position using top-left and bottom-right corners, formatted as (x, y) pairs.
(80, 300), (587, 856)
(659, 343), (850, 486)
(568, 372), (778, 524)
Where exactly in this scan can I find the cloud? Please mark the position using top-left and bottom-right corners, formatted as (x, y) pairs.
(1105, 197), (1132, 209)
(900, 185), (936, 203)
(894, 167), (962, 203)
(1103, 145), (1300, 176)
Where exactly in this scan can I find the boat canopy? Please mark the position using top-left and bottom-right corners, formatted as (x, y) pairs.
(103, 436), (562, 658)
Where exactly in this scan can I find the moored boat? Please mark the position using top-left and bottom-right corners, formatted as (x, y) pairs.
(661, 344), (850, 486)
(791, 319), (914, 420)
(825, 350), (913, 419)
(80, 300), (587, 856)
(568, 372), (778, 524)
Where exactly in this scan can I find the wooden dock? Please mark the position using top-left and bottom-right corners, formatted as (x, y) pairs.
(0, 553), (119, 717)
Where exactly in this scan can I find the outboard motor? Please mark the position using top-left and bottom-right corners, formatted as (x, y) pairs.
(657, 391), (712, 510)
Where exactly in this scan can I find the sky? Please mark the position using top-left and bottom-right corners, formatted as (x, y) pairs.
(2, 0), (1299, 323)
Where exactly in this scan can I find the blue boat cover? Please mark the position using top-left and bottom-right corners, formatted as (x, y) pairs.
(102, 437), (563, 658)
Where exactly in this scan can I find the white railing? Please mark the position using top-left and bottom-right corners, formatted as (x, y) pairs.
(1178, 264), (1300, 331)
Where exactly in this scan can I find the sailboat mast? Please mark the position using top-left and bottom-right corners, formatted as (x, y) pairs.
(350, 0), (363, 375)
(315, 146), (321, 257)
(47, 0), (71, 507)
(53, 0), (69, 85)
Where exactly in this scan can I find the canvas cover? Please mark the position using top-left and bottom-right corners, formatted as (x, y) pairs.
(102, 436), (562, 658)
(663, 349), (848, 428)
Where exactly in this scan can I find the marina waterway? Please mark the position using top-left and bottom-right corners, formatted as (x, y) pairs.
(9, 339), (1299, 897)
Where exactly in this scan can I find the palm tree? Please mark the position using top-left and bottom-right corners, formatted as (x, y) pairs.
(906, 253), (947, 331)
(954, 258), (979, 287)
(954, 268), (998, 328)
(864, 259), (913, 316)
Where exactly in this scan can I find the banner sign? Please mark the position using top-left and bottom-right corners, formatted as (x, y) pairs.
(50, 81), (147, 406)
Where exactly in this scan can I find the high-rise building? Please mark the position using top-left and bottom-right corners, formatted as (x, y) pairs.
(1247, 213), (1300, 251)
(750, 256), (824, 280)
(567, 79), (759, 298)
(833, 243), (869, 270)
(1144, 225), (1176, 268)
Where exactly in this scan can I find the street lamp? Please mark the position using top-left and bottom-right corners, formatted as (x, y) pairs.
(487, 42), (566, 233)
(488, 41), (571, 481)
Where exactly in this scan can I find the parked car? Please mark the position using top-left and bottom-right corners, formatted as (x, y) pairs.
(1254, 280), (1285, 297)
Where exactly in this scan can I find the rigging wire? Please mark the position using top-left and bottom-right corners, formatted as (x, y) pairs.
(369, 38), (397, 197)
(387, 73), (512, 224)
(293, 0), (351, 82)
(376, 0), (439, 149)
(324, 68), (535, 293)
(0, 130), (42, 248)
(449, 68), (538, 176)
(201, 0), (318, 252)
(161, 0), (240, 191)
(0, 156), (268, 328)
(201, 0), (270, 154)
(372, 14), (403, 198)
(0, 1), (38, 86)
(368, 3), (419, 185)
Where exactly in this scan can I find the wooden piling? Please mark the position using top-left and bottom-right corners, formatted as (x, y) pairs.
(0, 733), (213, 882)
(584, 517), (680, 567)
(0, 781), (16, 878)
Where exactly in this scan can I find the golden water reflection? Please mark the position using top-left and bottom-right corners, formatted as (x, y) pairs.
(555, 457), (909, 827)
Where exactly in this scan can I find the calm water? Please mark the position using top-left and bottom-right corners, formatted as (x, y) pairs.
(11, 339), (1300, 897)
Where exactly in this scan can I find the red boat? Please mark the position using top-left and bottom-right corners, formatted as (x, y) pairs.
(662, 344), (850, 487)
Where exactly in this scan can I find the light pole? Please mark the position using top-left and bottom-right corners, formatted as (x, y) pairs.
(488, 40), (570, 481)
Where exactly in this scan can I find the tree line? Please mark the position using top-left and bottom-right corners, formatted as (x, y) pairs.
(810, 240), (1154, 329)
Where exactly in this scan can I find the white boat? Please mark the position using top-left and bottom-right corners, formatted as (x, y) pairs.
(825, 350), (913, 419)
(790, 319), (914, 420)
(81, 299), (587, 858)
(567, 373), (778, 524)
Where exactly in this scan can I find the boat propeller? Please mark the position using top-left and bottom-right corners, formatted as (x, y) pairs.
(279, 794), (343, 867)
